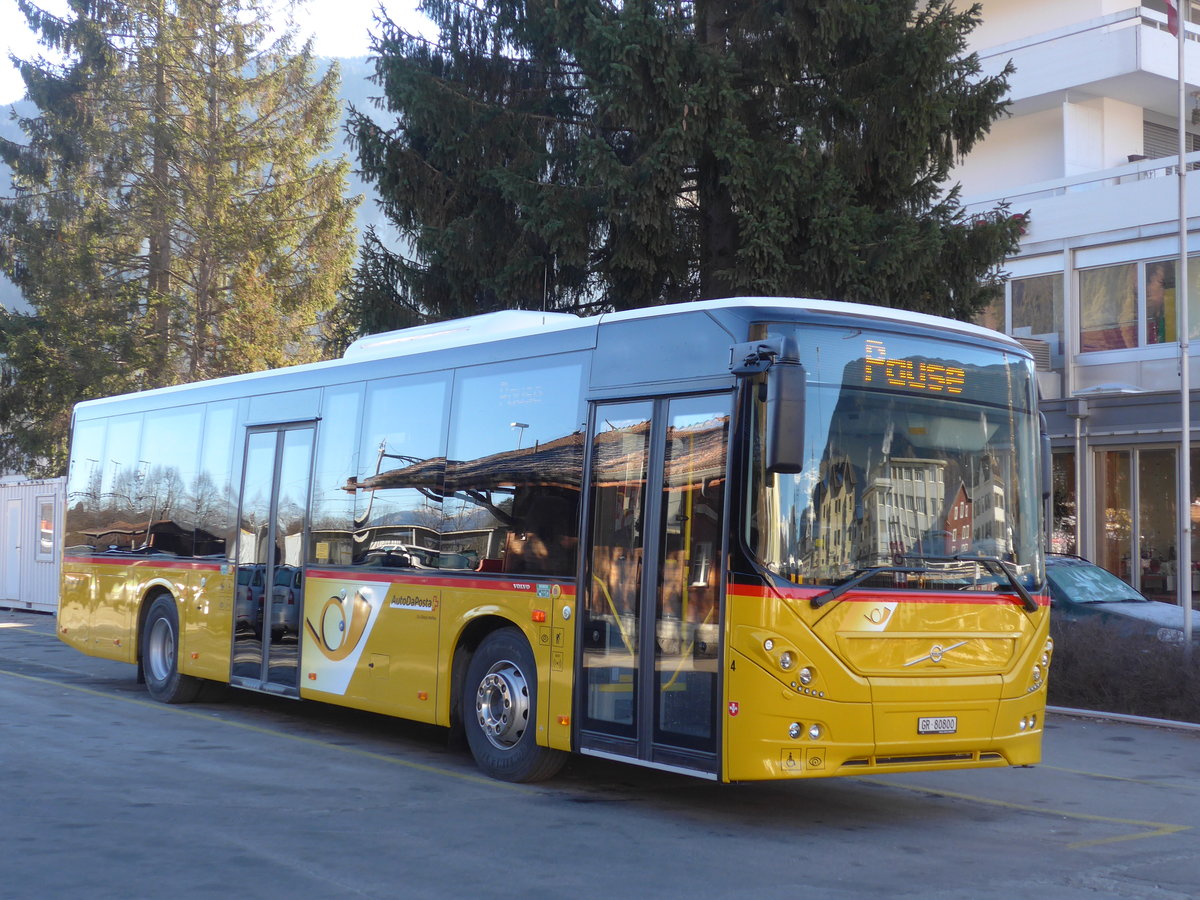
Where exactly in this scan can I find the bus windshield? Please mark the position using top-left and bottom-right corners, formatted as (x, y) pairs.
(747, 322), (1043, 590)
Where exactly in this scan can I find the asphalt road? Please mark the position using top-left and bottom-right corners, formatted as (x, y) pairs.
(2, 607), (1198, 900)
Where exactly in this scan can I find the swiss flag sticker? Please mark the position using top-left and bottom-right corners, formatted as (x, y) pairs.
(728, 701), (740, 716)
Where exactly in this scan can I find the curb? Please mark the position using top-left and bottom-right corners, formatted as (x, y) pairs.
(1048, 705), (1200, 733)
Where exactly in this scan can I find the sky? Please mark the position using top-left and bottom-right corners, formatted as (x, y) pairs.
(0, 0), (428, 106)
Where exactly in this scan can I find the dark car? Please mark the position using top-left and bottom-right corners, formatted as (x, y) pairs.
(1046, 554), (1198, 645)
(235, 564), (266, 636)
(269, 565), (302, 640)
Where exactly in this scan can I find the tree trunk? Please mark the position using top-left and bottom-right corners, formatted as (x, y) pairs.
(696, 0), (737, 300)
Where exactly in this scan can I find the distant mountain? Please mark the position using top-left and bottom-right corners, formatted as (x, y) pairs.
(326, 55), (401, 252)
(0, 56), (398, 313)
(0, 100), (35, 311)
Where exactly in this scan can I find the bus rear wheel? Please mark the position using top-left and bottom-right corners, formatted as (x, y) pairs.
(142, 595), (202, 704)
(463, 628), (565, 782)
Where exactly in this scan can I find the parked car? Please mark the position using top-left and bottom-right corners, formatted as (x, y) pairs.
(235, 564), (266, 636)
(1045, 554), (1198, 644)
(269, 565), (302, 640)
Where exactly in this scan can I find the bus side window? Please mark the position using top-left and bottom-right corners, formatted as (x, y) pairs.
(504, 488), (580, 576)
(444, 358), (585, 577)
(341, 374), (449, 570)
(309, 383), (364, 567)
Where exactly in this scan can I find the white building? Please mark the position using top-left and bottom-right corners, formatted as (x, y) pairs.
(0, 475), (64, 612)
(858, 457), (949, 566)
(956, 1), (1200, 600)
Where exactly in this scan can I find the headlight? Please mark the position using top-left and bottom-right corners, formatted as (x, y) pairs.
(808, 723), (823, 741)
(798, 666), (814, 686)
(779, 651), (796, 671)
(788, 722), (803, 739)
(1031, 665), (1043, 685)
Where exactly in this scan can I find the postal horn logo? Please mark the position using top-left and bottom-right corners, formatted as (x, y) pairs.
(904, 640), (968, 668)
(305, 588), (373, 661)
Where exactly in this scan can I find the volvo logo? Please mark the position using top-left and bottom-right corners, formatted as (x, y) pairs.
(905, 640), (967, 668)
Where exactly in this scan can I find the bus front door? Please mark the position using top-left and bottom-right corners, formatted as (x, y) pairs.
(579, 396), (729, 777)
(231, 423), (315, 696)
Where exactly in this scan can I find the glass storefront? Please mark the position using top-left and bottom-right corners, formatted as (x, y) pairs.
(1088, 446), (1194, 604)
(1095, 449), (1132, 583)
(1051, 450), (1076, 555)
(1138, 449), (1177, 600)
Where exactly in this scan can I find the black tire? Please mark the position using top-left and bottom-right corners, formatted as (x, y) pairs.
(142, 595), (202, 704)
(463, 627), (565, 783)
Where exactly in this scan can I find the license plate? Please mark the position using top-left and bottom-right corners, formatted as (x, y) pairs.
(918, 716), (957, 735)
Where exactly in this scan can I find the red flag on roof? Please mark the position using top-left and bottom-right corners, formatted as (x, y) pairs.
(1167, 0), (1180, 36)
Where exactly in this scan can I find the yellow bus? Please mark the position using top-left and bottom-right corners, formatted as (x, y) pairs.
(58, 298), (1050, 782)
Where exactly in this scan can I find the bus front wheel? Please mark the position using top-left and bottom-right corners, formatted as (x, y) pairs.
(463, 628), (565, 782)
(142, 595), (202, 704)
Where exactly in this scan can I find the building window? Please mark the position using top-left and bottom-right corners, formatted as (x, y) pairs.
(36, 497), (55, 562)
(1080, 264), (1138, 352)
(1142, 119), (1200, 160)
(1011, 273), (1064, 368)
(1145, 260), (1178, 345)
(975, 294), (1003, 334)
(1145, 256), (1200, 345)
(1076, 257), (1200, 354)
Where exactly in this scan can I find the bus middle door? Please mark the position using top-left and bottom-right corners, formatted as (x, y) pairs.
(232, 423), (315, 696)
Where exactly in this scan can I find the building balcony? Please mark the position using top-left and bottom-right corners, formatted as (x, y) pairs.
(963, 150), (1200, 247)
(975, 7), (1198, 118)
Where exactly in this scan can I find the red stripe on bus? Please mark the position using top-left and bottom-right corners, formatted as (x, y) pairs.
(297, 568), (578, 597)
(64, 556), (225, 573)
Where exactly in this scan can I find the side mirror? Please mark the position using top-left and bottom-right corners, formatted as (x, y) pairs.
(766, 336), (806, 475)
(729, 336), (807, 474)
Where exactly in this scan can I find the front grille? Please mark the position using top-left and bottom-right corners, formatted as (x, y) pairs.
(875, 753), (975, 766)
(838, 751), (1003, 771)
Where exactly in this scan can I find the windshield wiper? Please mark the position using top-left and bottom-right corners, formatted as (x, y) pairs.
(810, 566), (922, 609)
(809, 555), (1039, 613)
(954, 555), (1039, 612)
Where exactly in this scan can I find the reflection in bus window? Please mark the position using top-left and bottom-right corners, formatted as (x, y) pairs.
(195, 401), (238, 559)
(748, 325), (1041, 589)
(655, 400), (727, 748)
(442, 358), (585, 576)
(64, 418), (107, 554)
(582, 404), (652, 736)
(309, 383), (364, 566)
(63, 407), (229, 558)
(346, 374), (449, 569)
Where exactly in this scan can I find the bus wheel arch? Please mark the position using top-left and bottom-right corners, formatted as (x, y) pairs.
(457, 622), (565, 782)
(449, 615), (508, 744)
(139, 591), (202, 704)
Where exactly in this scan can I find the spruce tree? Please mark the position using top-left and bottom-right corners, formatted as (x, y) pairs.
(342, 0), (1022, 332)
(0, 0), (357, 475)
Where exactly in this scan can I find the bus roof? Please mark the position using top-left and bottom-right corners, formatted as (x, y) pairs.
(73, 297), (1027, 416)
(343, 297), (1024, 361)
